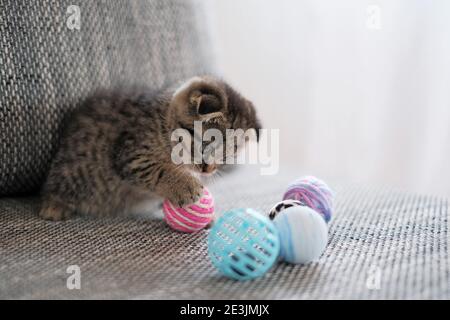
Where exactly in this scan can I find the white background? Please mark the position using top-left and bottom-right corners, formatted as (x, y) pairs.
(208, 0), (450, 197)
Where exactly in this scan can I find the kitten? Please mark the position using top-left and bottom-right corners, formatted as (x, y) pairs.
(39, 76), (261, 220)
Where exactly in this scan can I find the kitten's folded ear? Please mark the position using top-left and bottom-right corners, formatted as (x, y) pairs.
(172, 77), (227, 120)
(190, 90), (223, 115)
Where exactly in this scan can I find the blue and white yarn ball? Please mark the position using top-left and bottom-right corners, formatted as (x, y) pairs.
(268, 199), (303, 220)
(283, 176), (334, 223)
(272, 205), (328, 264)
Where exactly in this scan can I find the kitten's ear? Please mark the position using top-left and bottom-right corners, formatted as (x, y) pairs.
(190, 90), (223, 115)
(172, 77), (227, 120)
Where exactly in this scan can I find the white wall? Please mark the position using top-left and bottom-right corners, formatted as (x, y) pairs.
(208, 0), (450, 197)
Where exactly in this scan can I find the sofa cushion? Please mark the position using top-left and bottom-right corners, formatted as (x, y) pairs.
(0, 0), (215, 195)
(0, 168), (448, 299)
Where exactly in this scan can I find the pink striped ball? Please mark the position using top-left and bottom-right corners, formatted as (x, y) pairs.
(163, 188), (215, 233)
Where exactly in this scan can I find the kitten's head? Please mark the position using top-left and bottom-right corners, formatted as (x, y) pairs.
(169, 76), (262, 176)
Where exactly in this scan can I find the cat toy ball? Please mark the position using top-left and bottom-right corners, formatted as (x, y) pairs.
(162, 188), (214, 233)
(208, 208), (280, 281)
(268, 199), (303, 220)
(283, 176), (334, 223)
(272, 205), (328, 264)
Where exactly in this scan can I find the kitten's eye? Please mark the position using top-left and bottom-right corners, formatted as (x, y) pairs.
(185, 127), (195, 136)
(178, 122), (195, 136)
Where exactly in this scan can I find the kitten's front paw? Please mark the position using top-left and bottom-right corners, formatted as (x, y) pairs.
(39, 201), (73, 221)
(167, 178), (203, 207)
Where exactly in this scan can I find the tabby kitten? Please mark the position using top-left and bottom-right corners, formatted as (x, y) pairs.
(39, 76), (261, 221)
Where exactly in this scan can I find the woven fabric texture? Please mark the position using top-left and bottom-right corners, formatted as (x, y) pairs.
(0, 169), (448, 299)
(0, 0), (214, 195)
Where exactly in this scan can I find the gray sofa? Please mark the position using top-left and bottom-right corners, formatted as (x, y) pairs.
(1, 0), (449, 299)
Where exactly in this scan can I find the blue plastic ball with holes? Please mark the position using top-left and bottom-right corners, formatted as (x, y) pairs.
(208, 208), (280, 281)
